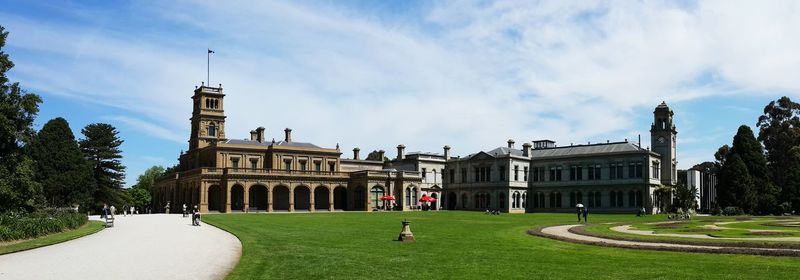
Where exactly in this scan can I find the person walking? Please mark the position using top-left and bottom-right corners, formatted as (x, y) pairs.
(122, 205), (127, 216)
(101, 204), (108, 219)
(109, 205), (116, 217)
(577, 207), (582, 222)
(583, 207), (589, 223)
(182, 204), (187, 217)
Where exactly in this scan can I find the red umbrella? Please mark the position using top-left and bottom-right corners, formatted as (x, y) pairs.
(380, 195), (395, 201)
(428, 197), (437, 202)
(419, 196), (434, 202)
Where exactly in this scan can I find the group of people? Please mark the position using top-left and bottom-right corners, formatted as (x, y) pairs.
(100, 204), (115, 219)
(484, 209), (502, 215)
(577, 207), (589, 223)
(180, 203), (202, 226)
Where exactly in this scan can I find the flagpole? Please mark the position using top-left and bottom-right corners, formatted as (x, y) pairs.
(207, 49), (210, 86)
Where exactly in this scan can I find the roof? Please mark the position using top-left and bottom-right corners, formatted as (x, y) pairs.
(463, 147), (526, 160)
(531, 141), (656, 159)
(224, 139), (321, 148)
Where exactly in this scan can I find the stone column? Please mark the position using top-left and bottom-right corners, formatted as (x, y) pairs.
(243, 185), (250, 213)
(309, 186), (316, 212)
(289, 185), (295, 212)
(328, 187), (335, 211)
(225, 183), (232, 213)
(267, 185), (274, 212)
(200, 182), (208, 213)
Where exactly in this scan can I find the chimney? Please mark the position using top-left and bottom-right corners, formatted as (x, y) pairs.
(353, 148), (361, 160)
(378, 150), (385, 161)
(256, 127), (265, 143)
(284, 128), (292, 143)
(507, 139), (515, 149)
(443, 145), (451, 160)
(522, 143), (532, 157)
(250, 130), (257, 141)
(397, 145), (406, 160)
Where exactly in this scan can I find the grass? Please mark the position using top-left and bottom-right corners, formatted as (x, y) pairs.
(203, 212), (800, 279)
(0, 220), (104, 255)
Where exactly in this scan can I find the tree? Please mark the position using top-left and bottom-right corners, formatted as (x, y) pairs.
(130, 187), (151, 211)
(27, 118), (95, 207)
(717, 154), (757, 213)
(757, 97), (800, 205)
(80, 123), (126, 210)
(674, 182), (698, 213)
(0, 25), (43, 212)
(729, 125), (777, 214)
(365, 150), (388, 161)
(133, 165), (164, 196)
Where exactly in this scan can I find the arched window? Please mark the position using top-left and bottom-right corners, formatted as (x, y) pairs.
(523, 193), (529, 208)
(594, 191), (601, 208)
(629, 190), (635, 207)
(513, 192), (520, 208)
(461, 193), (467, 208)
(405, 187), (412, 206)
(474, 194), (480, 208)
(576, 192), (583, 204)
(616, 191), (623, 207)
(610, 191), (617, 208)
(411, 188), (418, 206)
(549, 193), (555, 208)
(588, 192), (595, 207)
(207, 122), (217, 137)
(570, 192), (576, 207)
(557, 192), (563, 208)
(370, 186), (385, 210)
(636, 190), (643, 207)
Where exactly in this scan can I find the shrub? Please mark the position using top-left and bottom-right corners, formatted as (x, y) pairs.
(722, 206), (745, 216)
(0, 208), (87, 241)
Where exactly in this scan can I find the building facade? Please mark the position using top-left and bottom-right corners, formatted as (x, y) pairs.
(442, 140), (531, 213)
(526, 102), (678, 214)
(153, 85), (424, 213)
(687, 168), (717, 213)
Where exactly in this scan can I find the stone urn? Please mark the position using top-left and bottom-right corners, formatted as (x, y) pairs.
(398, 219), (415, 242)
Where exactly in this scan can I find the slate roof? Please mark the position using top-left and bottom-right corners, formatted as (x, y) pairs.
(463, 147), (525, 159)
(531, 141), (654, 159)
(224, 139), (321, 148)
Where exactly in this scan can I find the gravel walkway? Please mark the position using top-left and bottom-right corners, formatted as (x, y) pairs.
(0, 214), (241, 280)
(539, 224), (800, 255)
(611, 224), (800, 241)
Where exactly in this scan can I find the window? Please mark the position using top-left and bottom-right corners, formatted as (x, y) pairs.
(576, 192), (583, 204)
(588, 192), (595, 207)
(635, 190), (643, 207)
(231, 158), (239, 171)
(371, 186), (385, 209)
(486, 167), (491, 182)
(610, 164), (617, 179)
(617, 191), (623, 207)
(652, 161), (660, 179)
(616, 163), (623, 178)
(314, 161), (322, 172)
(250, 159), (257, 170)
(570, 166), (582, 181)
(556, 167), (562, 181)
(570, 192), (576, 206)
(592, 165), (602, 180)
(422, 168), (427, 179)
(629, 190), (636, 207)
(299, 161), (307, 171)
(284, 160), (292, 171)
(329, 162), (336, 172)
(610, 191), (617, 208)
(588, 165), (595, 180)
(556, 192), (562, 208)
(433, 169), (437, 182)
(449, 169), (455, 183)
(499, 166), (505, 181)
(461, 193), (467, 208)
(514, 165), (519, 181)
(461, 168), (467, 183)
(549, 193), (556, 208)
(207, 125), (216, 137)
(474, 167), (480, 182)
(525, 167), (530, 181)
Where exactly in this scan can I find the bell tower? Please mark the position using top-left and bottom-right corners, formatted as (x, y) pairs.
(650, 101), (677, 185)
(189, 84), (227, 150)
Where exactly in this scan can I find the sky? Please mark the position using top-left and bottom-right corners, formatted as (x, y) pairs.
(2, 0), (798, 187)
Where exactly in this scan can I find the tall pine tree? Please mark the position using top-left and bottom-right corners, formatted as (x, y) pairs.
(27, 118), (95, 207)
(718, 154), (757, 213)
(757, 96), (800, 209)
(0, 25), (43, 212)
(729, 125), (777, 214)
(80, 123), (126, 210)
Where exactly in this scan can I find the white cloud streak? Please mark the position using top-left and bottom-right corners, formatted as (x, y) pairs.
(4, 0), (800, 169)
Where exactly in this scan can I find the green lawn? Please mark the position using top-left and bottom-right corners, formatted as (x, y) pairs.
(0, 220), (104, 255)
(203, 212), (800, 279)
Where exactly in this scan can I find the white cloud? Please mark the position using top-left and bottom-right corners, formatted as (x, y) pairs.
(4, 0), (800, 168)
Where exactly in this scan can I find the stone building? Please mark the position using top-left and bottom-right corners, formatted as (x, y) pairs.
(687, 168), (717, 213)
(153, 85), (423, 213)
(385, 145), (447, 210)
(442, 140), (532, 213)
(526, 102), (678, 214)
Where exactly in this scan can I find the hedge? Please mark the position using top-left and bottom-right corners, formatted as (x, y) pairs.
(0, 208), (87, 241)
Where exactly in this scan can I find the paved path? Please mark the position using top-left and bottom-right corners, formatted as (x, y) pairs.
(540, 224), (800, 254)
(611, 224), (800, 241)
(0, 214), (241, 280)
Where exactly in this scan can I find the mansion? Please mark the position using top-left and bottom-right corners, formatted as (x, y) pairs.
(153, 85), (677, 214)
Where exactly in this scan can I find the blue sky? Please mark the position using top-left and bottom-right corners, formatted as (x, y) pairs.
(3, 0), (798, 187)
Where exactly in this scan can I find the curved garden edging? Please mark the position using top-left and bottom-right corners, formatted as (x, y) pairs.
(530, 224), (800, 257)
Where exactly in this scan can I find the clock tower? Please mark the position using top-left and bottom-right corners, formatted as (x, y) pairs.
(650, 101), (677, 186)
(189, 84), (227, 150)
